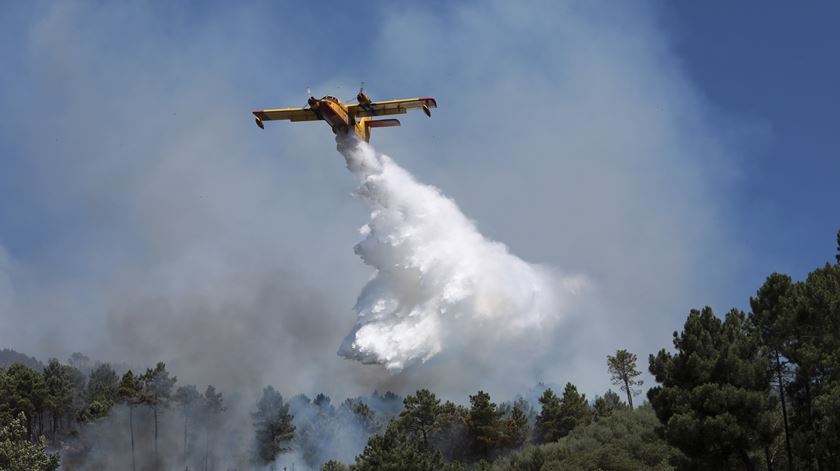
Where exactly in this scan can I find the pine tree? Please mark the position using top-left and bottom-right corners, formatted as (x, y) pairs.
(607, 349), (643, 409)
(1, 363), (46, 441)
(648, 307), (778, 470)
(252, 386), (294, 469)
(140, 362), (176, 457)
(42, 359), (72, 445)
(750, 273), (795, 470)
(397, 389), (442, 451)
(118, 370), (143, 471)
(466, 390), (503, 458)
(535, 388), (562, 443)
(835, 228), (839, 264)
(593, 389), (625, 419)
(557, 383), (590, 437)
(503, 405), (528, 448)
(174, 384), (201, 466)
(201, 385), (224, 471)
(353, 426), (443, 471)
(85, 363), (118, 421)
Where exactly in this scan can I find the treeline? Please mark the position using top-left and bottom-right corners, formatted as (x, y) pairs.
(2, 230), (838, 471)
(0, 354), (245, 470)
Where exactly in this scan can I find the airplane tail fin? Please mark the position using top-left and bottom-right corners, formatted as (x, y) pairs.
(362, 119), (400, 142)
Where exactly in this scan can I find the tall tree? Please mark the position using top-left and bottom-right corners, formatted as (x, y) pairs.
(607, 349), (643, 409)
(140, 362), (177, 456)
(557, 383), (590, 437)
(397, 389), (442, 451)
(85, 363), (118, 421)
(784, 262), (840, 469)
(174, 384), (201, 465)
(835, 228), (839, 264)
(502, 404), (529, 448)
(252, 386), (294, 469)
(535, 388), (563, 443)
(201, 385), (224, 471)
(750, 272), (795, 471)
(1, 363), (46, 441)
(118, 370), (143, 471)
(67, 353), (90, 376)
(42, 359), (72, 445)
(648, 307), (778, 470)
(466, 390), (503, 459)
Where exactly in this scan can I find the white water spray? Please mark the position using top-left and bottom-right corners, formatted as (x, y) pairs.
(336, 137), (586, 372)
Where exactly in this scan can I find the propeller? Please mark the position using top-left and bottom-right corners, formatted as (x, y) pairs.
(304, 86), (313, 108)
(345, 81), (366, 104)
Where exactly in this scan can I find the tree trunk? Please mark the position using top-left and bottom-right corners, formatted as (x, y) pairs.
(774, 352), (792, 471)
(184, 414), (188, 466)
(204, 426), (209, 471)
(740, 449), (756, 471)
(765, 445), (774, 471)
(153, 403), (159, 456)
(804, 381), (820, 471)
(623, 377), (634, 409)
(129, 405), (136, 471)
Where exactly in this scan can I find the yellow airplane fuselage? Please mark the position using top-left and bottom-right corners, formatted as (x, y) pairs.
(309, 96), (363, 141)
(306, 96), (399, 142)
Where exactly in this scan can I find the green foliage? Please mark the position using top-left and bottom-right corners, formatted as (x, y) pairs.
(118, 370), (143, 405)
(535, 388), (562, 443)
(0, 363), (46, 439)
(0, 412), (59, 471)
(202, 384), (224, 415)
(352, 427), (443, 471)
(535, 384), (590, 444)
(466, 391), (504, 458)
(140, 362), (176, 407)
(648, 307), (777, 469)
(785, 262), (840, 468)
(320, 459), (351, 471)
(503, 404), (529, 448)
(396, 389), (441, 451)
(836, 228), (839, 264)
(252, 385), (295, 466)
(490, 406), (678, 471)
(557, 383), (590, 438)
(84, 363), (118, 420)
(43, 359), (72, 423)
(607, 349), (643, 409)
(592, 389), (626, 420)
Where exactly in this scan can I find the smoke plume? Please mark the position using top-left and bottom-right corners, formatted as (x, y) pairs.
(336, 136), (587, 372)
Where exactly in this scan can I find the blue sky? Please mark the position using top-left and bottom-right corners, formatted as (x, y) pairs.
(0, 1), (837, 398)
(662, 2), (840, 280)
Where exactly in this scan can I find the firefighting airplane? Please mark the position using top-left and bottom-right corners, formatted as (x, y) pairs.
(252, 83), (437, 142)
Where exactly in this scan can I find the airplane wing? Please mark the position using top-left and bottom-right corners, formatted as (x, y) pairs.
(347, 98), (437, 118)
(252, 108), (320, 123)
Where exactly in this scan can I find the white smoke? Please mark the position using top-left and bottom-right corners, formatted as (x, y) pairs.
(336, 136), (587, 372)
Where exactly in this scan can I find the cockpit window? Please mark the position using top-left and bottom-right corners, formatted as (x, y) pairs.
(322, 95), (340, 104)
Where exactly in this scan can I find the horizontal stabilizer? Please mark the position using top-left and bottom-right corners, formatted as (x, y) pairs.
(366, 119), (401, 128)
